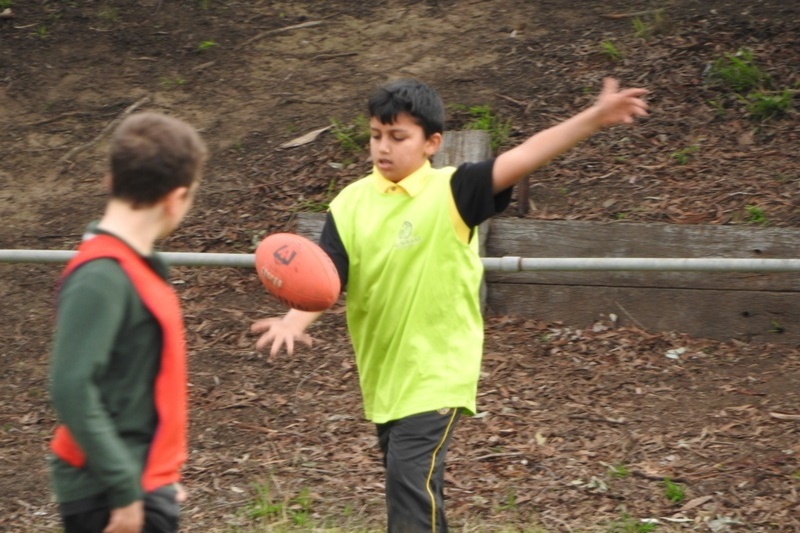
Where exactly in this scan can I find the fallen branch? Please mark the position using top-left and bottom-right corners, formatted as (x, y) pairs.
(601, 9), (665, 19)
(311, 51), (358, 61)
(769, 411), (800, 421)
(631, 470), (688, 483)
(229, 420), (278, 434)
(471, 451), (524, 461)
(236, 20), (323, 50)
(568, 414), (627, 425)
(56, 96), (151, 174)
(496, 93), (528, 107)
(24, 111), (91, 127)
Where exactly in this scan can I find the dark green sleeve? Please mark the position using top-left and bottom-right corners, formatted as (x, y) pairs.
(49, 260), (143, 508)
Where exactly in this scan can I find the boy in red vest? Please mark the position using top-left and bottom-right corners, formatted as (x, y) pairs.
(49, 112), (207, 533)
(251, 78), (647, 532)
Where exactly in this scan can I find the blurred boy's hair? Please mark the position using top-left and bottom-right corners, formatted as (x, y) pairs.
(109, 112), (208, 208)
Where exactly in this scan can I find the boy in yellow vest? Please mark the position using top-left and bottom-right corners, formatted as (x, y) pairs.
(49, 112), (207, 533)
(252, 78), (648, 532)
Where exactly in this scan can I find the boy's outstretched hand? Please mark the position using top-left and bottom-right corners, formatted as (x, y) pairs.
(251, 310), (317, 358)
(593, 77), (649, 127)
(492, 77), (648, 193)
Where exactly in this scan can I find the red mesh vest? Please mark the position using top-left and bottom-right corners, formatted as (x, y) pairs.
(50, 234), (187, 492)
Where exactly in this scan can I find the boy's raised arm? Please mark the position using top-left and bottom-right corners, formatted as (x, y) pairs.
(491, 78), (648, 194)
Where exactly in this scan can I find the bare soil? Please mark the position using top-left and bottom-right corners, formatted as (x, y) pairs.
(1, 1), (799, 532)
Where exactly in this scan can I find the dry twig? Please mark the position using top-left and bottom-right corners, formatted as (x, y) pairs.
(236, 20), (324, 50)
(56, 96), (151, 175)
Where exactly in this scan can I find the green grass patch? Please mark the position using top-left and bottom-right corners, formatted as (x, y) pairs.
(709, 48), (770, 94)
(330, 115), (370, 154)
(632, 9), (670, 40)
(455, 104), (512, 152)
(663, 477), (686, 504)
(160, 76), (188, 89)
(246, 485), (313, 527)
(745, 204), (768, 225)
(606, 512), (658, 532)
(197, 40), (218, 52)
(670, 144), (700, 165)
(600, 40), (623, 61)
(609, 463), (631, 478)
(744, 89), (794, 120)
(98, 6), (119, 22)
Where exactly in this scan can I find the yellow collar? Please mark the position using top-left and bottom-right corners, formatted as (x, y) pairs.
(372, 161), (431, 197)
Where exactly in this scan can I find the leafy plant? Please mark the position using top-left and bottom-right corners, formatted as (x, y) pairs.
(295, 178), (338, 213)
(601, 40), (623, 61)
(246, 483), (284, 520)
(33, 25), (48, 38)
(495, 489), (518, 511)
(632, 17), (650, 40)
(287, 488), (312, 526)
(459, 104), (512, 151)
(707, 98), (727, 117)
(670, 144), (700, 165)
(330, 115), (370, 154)
(606, 512), (658, 532)
(745, 204), (768, 225)
(663, 477), (686, 503)
(609, 463), (631, 478)
(160, 76), (187, 89)
(0, 0), (13, 8)
(744, 89), (793, 120)
(98, 6), (119, 22)
(769, 320), (785, 334)
(197, 40), (218, 52)
(245, 484), (313, 526)
(632, 10), (669, 40)
(709, 48), (770, 94)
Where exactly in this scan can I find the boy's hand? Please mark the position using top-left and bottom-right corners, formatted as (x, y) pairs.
(251, 315), (313, 357)
(103, 500), (144, 533)
(175, 483), (187, 503)
(593, 77), (649, 127)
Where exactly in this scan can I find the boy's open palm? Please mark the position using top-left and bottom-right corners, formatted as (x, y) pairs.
(251, 316), (313, 357)
(594, 77), (649, 126)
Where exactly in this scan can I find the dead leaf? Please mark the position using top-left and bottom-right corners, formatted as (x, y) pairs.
(679, 494), (714, 511)
(278, 125), (332, 149)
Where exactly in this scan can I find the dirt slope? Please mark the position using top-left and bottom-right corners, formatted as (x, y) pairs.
(0, 1), (798, 531)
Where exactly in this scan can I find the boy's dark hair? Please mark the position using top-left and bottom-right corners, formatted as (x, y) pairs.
(109, 112), (208, 207)
(368, 79), (445, 138)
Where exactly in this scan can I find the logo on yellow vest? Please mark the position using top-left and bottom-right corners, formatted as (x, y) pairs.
(394, 221), (421, 249)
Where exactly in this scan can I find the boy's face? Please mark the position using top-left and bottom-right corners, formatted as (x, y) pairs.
(369, 113), (441, 182)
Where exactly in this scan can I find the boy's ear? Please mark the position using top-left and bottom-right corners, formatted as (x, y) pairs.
(163, 186), (190, 214)
(424, 132), (443, 157)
